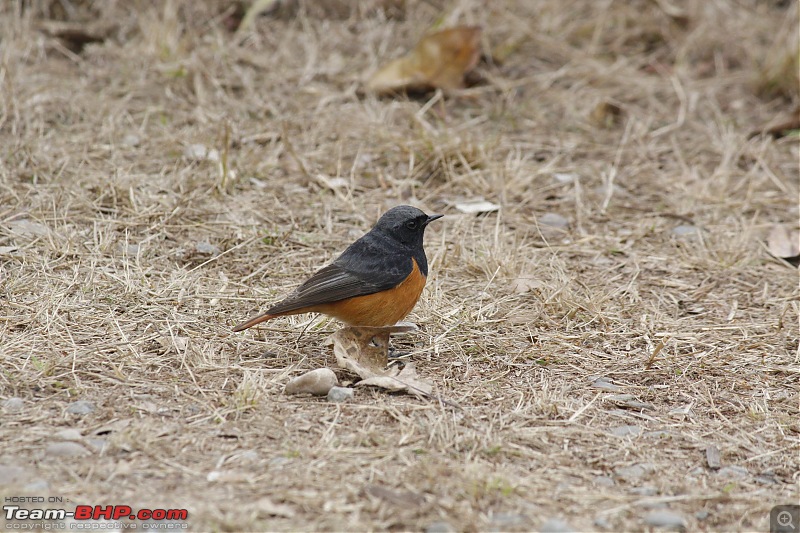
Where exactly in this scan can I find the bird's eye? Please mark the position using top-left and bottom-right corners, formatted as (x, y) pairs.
(405, 220), (418, 230)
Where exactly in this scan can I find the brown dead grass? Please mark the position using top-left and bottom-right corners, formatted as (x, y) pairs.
(1, 0), (798, 531)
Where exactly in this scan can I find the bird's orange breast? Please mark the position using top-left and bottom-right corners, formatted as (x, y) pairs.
(309, 258), (427, 326)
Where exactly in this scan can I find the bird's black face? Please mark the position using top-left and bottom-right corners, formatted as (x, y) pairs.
(374, 205), (442, 247)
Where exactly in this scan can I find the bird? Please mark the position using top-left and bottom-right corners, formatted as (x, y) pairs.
(232, 205), (443, 332)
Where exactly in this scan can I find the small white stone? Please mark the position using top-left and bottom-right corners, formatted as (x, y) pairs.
(285, 368), (339, 396)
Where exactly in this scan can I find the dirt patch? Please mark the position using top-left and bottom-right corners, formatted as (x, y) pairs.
(1, 0), (797, 531)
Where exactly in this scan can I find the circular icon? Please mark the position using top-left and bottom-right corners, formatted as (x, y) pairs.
(777, 511), (795, 529)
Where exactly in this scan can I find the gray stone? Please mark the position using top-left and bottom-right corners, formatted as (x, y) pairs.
(705, 444), (721, 469)
(593, 475), (615, 487)
(609, 425), (641, 437)
(183, 144), (219, 162)
(539, 213), (569, 229)
(195, 241), (220, 255)
(695, 510), (709, 520)
(553, 172), (578, 184)
(237, 450), (259, 463)
(606, 394), (654, 410)
(754, 473), (778, 485)
(717, 465), (748, 479)
(3, 397), (24, 412)
(122, 134), (140, 147)
(327, 386), (354, 403)
(539, 518), (576, 532)
(590, 377), (621, 391)
(55, 428), (83, 441)
(45, 442), (91, 457)
(614, 464), (654, 481)
(425, 521), (457, 533)
(643, 510), (687, 530)
(672, 225), (700, 237)
(86, 438), (108, 453)
(66, 400), (95, 415)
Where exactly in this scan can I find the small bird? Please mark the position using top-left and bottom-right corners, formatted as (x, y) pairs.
(232, 205), (443, 332)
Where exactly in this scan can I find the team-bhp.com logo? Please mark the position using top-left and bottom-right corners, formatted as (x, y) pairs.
(4, 501), (188, 529)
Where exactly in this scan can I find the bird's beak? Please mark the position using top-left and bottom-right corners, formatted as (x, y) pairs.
(424, 214), (444, 226)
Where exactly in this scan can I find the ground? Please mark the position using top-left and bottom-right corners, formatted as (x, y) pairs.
(1, 1), (798, 532)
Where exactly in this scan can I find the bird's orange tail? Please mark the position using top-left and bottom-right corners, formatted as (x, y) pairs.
(231, 313), (277, 332)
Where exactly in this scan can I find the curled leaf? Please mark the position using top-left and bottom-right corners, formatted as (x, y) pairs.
(366, 26), (482, 94)
(330, 326), (432, 397)
(766, 224), (800, 266)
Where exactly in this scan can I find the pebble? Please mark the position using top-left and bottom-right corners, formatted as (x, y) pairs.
(327, 386), (354, 403)
(3, 397), (24, 412)
(609, 425), (641, 437)
(285, 368), (338, 396)
(122, 134), (140, 147)
(614, 464), (653, 481)
(425, 521), (457, 533)
(539, 518), (576, 532)
(606, 394), (654, 410)
(717, 465), (748, 479)
(705, 444), (721, 469)
(66, 400), (95, 415)
(539, 213), (569, 229)
(45, 442), (91, 457)
(195, 241), (220, 255)
(54, 429), (83, 441)
(86, 438), (108, 453)
(643, 510), (687, 530)
(754, 473), (778, 485)
(183, 143), (219, 162)
(590, 377), (621, 391)
(593, 475), (615, 487)
(695, 510), (709, 520)
(454, 200), (500, 214)
(672, 224), (700, 237)
(237, 450), (260, 463)
(553, 172), (578, 184)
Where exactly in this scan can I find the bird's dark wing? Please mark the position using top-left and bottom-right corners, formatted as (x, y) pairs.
(265, 253), (409, 315)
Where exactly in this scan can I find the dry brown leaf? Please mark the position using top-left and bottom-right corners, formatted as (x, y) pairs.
(330, 326), (392, 377)
(358, 363), (433, 398)
(766, 224), (800, 265)
(330, 326), (432, 397)
(366, 26), (482, 94)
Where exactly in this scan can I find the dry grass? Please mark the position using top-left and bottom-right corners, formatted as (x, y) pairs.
(1, 0), (798, 531)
